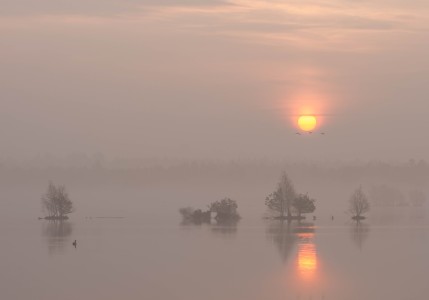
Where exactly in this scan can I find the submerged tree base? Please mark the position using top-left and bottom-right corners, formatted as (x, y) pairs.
(43, 216), (69, 220)
(215, 213), (241, 224)
(352, 215), (366, 221)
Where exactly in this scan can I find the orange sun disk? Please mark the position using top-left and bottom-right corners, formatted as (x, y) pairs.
(298, 115), (317, 132)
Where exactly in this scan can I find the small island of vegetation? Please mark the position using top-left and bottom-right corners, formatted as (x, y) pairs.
(265, 172), (316, 220)
(41, 182), (74, 220)
(179, 207), (211, 224)
(348, 186), (370, 221)
(179, 197), (240, 224)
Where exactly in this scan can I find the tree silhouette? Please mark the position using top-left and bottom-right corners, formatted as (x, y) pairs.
(293, 193), (316, 218)
(265, 172), (296, 219)
(209, 198), (240, 221)
(42, 182), (74, 220)
(348, 186), (370, 220)
(179, 207), (211, 224)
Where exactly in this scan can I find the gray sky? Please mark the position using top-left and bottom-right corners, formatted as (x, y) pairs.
(1, 0), (429, 162)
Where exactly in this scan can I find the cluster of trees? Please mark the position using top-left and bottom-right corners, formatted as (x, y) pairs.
(179, 198), (240, 224)
(179, 207), (211, 224)
(40, 172), (375, 223)
(179, 172), (374, 224)
(265, 172), (316, 220)
(264, 173), (372, 221)
(41, 182), (74, 220)
(209, 198), (240, 222)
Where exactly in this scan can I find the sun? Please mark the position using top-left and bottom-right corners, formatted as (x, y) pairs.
(298, 115), (317, 132)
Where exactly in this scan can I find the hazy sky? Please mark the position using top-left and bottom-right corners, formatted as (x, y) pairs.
(1, 0), (429, 161)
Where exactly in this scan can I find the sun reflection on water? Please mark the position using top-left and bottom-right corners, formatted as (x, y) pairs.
(269, 223), (347, 299)
(297, 233), (318, 281)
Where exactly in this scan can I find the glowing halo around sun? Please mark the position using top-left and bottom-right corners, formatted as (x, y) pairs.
(279, 85), (334, 132)
(298, 115), (317, 132)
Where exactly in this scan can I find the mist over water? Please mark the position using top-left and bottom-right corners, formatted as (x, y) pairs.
(0, 161), (428, 299)
(2, 207), (429, 300)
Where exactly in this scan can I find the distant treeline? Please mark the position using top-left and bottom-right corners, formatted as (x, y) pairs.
(0, 160), (428, 188)
(370, 184), (426, 207)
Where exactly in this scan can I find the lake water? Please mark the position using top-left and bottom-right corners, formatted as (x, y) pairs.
(1, 212), (429, 300)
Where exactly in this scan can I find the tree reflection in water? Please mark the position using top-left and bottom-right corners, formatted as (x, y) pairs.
(210, 218), (238, 237)
(180, 216), (239, 238)
(267, 221), (328, 299)
(42, 221), (73, 255)
(266, 221), (315, 262)
(266, 221), (298, 262)
(351, 221), (370, 251)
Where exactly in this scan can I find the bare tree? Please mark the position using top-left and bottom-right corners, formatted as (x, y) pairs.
(293, 193), (316, 219)
(265, 172), (296, 219)
(348, 186), (370, 220)
(42, 182), (74, 220)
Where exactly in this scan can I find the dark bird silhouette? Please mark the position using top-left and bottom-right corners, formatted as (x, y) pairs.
(320, 132), (325, 135)
(308, 131), (313, 134)
(295, 132), (301, 135)
(72, 240), (77, 248)
(331, 216), (334, 221)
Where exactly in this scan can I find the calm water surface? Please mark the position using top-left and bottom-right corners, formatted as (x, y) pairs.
(1, 215), (429, 300)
